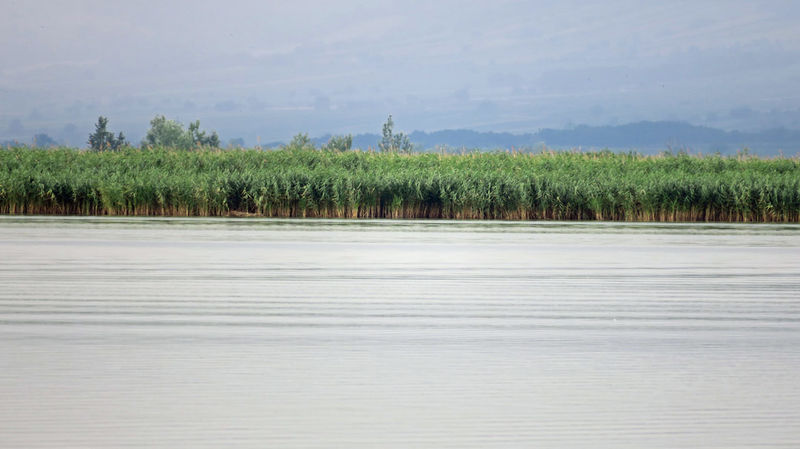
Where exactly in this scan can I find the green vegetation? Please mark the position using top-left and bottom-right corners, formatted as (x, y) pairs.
(323, 134), (353, 152)
(287, 133), (314, 150)
(1, 147), (799, 221)
(142, 116), (220, 149)
(88, 116), (127, 151)
(379, 115), (413, 153)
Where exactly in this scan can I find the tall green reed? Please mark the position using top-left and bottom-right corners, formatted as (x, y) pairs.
(1, 147), (798, 221)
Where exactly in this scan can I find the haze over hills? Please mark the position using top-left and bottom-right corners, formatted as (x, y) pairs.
(3, 2), (800, 154)
(275, 121), (800, 156)
(4, 120), (800, 156)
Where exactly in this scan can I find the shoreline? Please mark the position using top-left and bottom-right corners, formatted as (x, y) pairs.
(1, 211), (796, 222)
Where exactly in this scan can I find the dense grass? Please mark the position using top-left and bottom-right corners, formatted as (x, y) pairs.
(1, 147), (799, 221)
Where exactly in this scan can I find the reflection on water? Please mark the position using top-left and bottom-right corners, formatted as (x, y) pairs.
(1, 217), (799, 448)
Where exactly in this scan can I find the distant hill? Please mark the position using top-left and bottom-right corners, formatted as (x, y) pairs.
(270, 121), (800, 156)
(534, 122), (800, 154)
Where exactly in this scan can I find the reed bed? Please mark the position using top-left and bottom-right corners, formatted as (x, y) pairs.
(1, 147), (799, 222)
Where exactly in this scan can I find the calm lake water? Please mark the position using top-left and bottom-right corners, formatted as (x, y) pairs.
(1, 217), (799, 448)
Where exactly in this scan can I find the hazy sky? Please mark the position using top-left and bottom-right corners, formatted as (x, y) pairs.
(2, 0), (800, 144)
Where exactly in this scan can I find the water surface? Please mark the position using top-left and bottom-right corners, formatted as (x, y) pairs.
(1, 217), (799, 448)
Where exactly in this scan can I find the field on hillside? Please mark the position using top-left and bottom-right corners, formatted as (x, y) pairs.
(1, 147), (799, 221)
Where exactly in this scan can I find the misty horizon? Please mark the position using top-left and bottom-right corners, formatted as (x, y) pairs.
(5, 118), (800, 157)
(3, 1), (800, 146)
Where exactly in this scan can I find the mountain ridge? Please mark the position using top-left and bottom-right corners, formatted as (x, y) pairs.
(264, 121), (800, 156)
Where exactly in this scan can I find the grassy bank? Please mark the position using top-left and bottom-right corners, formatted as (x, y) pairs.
(1, 147), (799, 221)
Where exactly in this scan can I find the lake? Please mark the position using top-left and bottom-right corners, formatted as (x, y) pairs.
(1, 217), (799, 448)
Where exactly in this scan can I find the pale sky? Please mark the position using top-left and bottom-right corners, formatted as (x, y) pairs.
(2, 0), (800, 145)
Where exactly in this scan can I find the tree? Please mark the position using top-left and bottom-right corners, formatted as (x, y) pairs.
(287, 133), (314, 150)
(142, 115), (219, 149)
(324, 134), (352, 152)
(378, 114), (413, 153)
(188, 120), (220, 147)
(88, 116), (128, 151)
(142, 116), (190, 148)
(33, 133), (58, 147)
